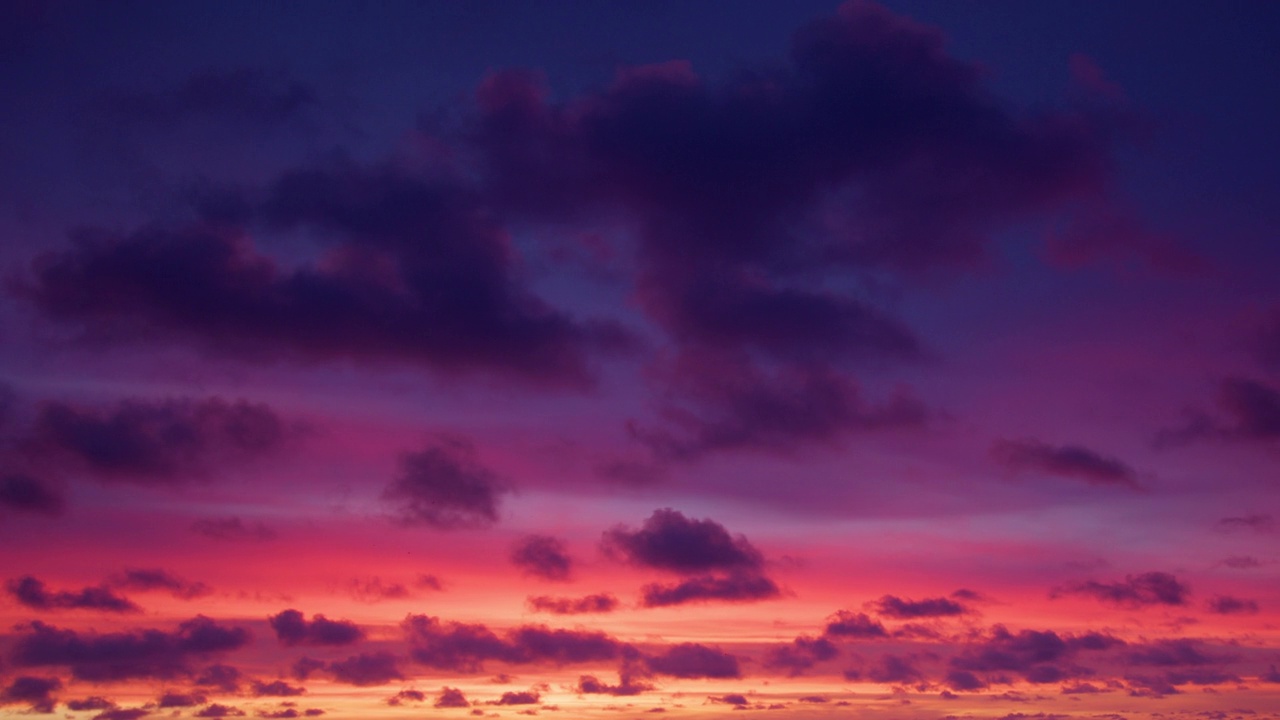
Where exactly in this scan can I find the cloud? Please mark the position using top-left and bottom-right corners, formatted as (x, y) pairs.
(403, 615), (623, 672)
(19, 397), (287, 485)
(494, 691), (540, 705)
(67, 697), (116, 711)
(7, 576), (141, 613)
(1220, 555), (1261, 569)
(0, 473), (65, 516)
(249, 680), (306, 697)
(645, 643), (740, 679)
(1160, 377), (1280, 445)
(991, 438), (1139, 488)
(109, 568), (211, 599)
(385, 689), (424, 706)
(1215, 514), (1274, 533)
(866, 654), (924, 684)
(602, 508), (765, 574)
(822, 611), (888, 639)
(1, 676), (61, 713)
(527, 593), (619, 615)
(576, 673), (653, 696)
(348, 577), (413, 602)
(93, 709), (151, 720)
(21, 164), (630, 387)
(268, 609), (365, 646)
(190, 516), (278, 541)
(383, 437), (507, 529)
(511, 535), (573, 581)
(325, 652), (404, 686)
(157, 691), (207, 708)
(1053, 571), (1190, 607)
(639, 572), (781, 607)
(194, 702), (245, 717)
(1205, 595), (1260, 615)
(872, 594), (969, 619)
(1125, 639), (1223, 668)
(194, 664), (242, 692)
(948, 625), (1123, 687)
(762, 635), (839, 676)
(434, 687), (470, 708)
(11, 616), (251, 680)
(630, 353), (927, 460)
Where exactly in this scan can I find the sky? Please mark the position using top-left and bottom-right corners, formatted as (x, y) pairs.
(1, 1), (1279, 718)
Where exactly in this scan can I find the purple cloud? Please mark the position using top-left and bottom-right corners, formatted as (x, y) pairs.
(872, 594), (969, 618)
(1054, 571), (1190, 607)
(527, 593), (619, 615)
(1206, 595), (1260, 615)
(325, 652), (404, 686)
(402, 615), (623, 672)
(434, 687), (470, 708)
(0, 473), (64, 516)
(992, 438), (1139, 488)
(1, 676), (61, 713)
(383, 437), (506, 529)
(7, 576), (140, 613)
(822, 611), (888, 639)
(639, 572), (781, 607)
(762, 635), (839, 676)
(602, 508), (765, 574)
(645, 643), (740, 679)
(511, 535), (573, 581)
(268, 609), (364, 646)
(110, 568), (211, 599)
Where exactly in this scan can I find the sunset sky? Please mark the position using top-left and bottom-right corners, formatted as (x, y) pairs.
(2, 1), (1279, 718)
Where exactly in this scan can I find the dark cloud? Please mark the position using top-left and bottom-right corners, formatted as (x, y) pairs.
(762, 635), (839, 676)
(1125, 639), (1222, 667)
(291, 657), (326, 680)
(21, 397), (286, 485)
(644, 643), (740, 679)
(326, 652), (404, 686)
(249, 680), (306, 697)
(1215, 514), (1274, 533)
(67, 697), (116, 711)
(639, 572), (781, 607)
(157, 691), (207, 708)
(105, 67), (315, 124)
(191, 516), (278, 541)
(946, 669), (987, 691)
(576, 673), (653, 696)
(110, 568), (211, 599)
(1205, 595), (1260, 615)
(602, 508), (764, 575)
(630, 353), (927, 460)
(1221, 555), (1261, 569)
(194, 664), (242, 692)
(866, 654), (923, 684)
(21, 162), (629, 387)
(991, 438), (1139, 488)
(511, 535), (573, 581)
(1160, 377), (1280, 445)
(268, 609), (364, 646)
(709, 694), (748, 707)
(194, 703), (245, 717)
(1, 675), (61, 713)
(435, 687), (470, 708)
(872, 594), (969, 619)
(948, 625), (1123, 687)
(1054, 571), (1190, 608)
(527, 593), (619, 615)
(11, 616), (251, 681)
(494, 691), (540, 705)
(383, 437), (507, 529)
(403, 615), (622, 672)
(822, 611), (888, 639)
(7, 576), (141, 613)
(386, 689), (425, 706)
(0, 473), (65, 516)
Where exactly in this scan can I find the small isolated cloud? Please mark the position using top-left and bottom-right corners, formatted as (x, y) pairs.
(493, 691), (540, 706)
(1, 675), (62, 713)
(602, 508), (764, 574)
(822, 611), (888, 639)
(1215, 514), (1274, 533)
(576, 673), (652, 696)
(992, 438), (1139, 488)
(872, 594), (969, 619)
(0, 473), (65, 516)
(645, 643), (740, 679)
(7, 576), (140, 613)
(435, 687), (470, 708)
(249, 680), (306, 697)
(110, 568), (211, 599)
(511, 535), (573, 581)
(639, 572), (780, 607)
(383, 437), (507, 529)
(268, 609), (364, 646)
(1053, 571), (1189, 608)
(191, 516), (277, 541)
(1205, 595), (1259, 615)
(527, 593), (619, 615)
